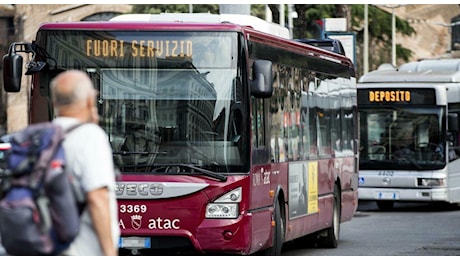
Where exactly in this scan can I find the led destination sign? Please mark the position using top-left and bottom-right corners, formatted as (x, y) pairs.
(86, 39), (193, 58)
(357, 88), (436, 105)
(368, 90), (410, 102)
(42, 31), (236, 69)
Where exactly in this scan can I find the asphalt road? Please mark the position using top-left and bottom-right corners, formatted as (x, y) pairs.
(282, 201), (460, 256)
(2, 201), (460, 256)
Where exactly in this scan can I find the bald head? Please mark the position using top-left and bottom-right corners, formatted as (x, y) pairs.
(50, 70), (98, 123)
(51, 70), (94, 107)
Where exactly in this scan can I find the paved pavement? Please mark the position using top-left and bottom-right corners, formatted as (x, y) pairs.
(396, 237), (460, 256)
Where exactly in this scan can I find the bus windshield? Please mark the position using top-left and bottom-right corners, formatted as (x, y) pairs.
(41, 30), (245, 173)
(360, 107), (446, 170)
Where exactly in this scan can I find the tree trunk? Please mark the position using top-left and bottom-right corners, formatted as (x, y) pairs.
(268, 4), (279, 24)
(294, 4), (311, 39)
(335, 4), (352, 31)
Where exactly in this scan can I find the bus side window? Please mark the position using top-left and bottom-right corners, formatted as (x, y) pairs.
(252, 97), (270, 164)
(447, 132), (459, 161)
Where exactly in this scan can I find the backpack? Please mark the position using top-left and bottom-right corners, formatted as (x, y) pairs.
(0, 122), (86, 256)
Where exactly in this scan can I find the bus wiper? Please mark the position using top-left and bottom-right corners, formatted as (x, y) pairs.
(180, 163), (227, 182)
(394, 155), (422, 170)
(113, 151), (168, 155)
(153, 163), (227, 182)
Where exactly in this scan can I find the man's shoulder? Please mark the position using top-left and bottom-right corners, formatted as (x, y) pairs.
(76, 122), (105, 133)
(71, 123), (109, 144)
(53, 118), (106, 136)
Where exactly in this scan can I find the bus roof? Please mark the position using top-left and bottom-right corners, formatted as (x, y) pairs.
(37, 20), (354, 69)
(110, 13), (291, 39)
(38, 20), (243, 32)
(359, 59), (460, 83)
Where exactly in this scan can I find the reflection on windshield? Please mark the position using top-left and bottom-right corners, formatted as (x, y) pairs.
(360, 107), (447, 170)
(100, 65), (245, 174)
(44, 30), (247, 174)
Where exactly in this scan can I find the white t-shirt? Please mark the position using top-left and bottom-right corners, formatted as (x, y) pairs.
(53, 117), (120, 256)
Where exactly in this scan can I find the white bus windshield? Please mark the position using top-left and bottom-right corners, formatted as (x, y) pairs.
(360, 107), (446, 170)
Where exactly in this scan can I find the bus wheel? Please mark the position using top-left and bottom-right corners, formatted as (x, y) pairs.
(376, 200), (394, 210)
(319, 184), (340, 248)
(265, 200), (284, 256)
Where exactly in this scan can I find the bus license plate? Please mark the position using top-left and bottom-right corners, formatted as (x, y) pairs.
(119, 237), (151, 248)
(378, 191), (399, 200)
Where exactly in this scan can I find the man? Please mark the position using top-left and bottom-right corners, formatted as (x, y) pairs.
(50, 70), (120, 256)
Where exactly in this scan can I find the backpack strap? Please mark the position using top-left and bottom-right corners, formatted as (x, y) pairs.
(63, 122), (88, 135)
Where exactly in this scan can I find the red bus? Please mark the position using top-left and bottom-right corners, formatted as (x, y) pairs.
(2, 13), (359, 255)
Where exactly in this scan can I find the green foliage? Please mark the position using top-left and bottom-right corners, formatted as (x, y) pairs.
(294, 4), (353, 39)
(351, 5), (416, 74)
(250, 4), (265, 19)
(352, 5), (415, 41)
(130, 4), (265, 17)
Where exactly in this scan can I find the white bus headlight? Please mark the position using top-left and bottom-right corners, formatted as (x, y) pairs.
(418, 178), (445, 187)
(206, 204), (238, 218)
(206, 187), (241, 219)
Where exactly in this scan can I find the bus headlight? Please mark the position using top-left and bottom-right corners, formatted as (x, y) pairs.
(206, 204), (238, 218)
(205, 187), (241, 219)
(418, 178), (445, 187)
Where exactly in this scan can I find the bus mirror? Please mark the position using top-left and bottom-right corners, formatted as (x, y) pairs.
(448, 113), (459, 132)
(2, 53), (23, 93)
(251, 60), (273, 98)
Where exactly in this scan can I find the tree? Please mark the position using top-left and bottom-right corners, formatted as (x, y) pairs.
(336, 5), (351, 31)
(130, 4), (265, 17)
(351, 5), (416, 76)
(268, 4), (280, 24)
(292, 4), (415, 77)
(128, 4), (416, 77)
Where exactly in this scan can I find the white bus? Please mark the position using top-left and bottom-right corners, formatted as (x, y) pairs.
(357, 59), (460, 210)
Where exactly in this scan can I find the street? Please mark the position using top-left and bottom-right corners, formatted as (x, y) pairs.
(2, 201), (460, 256)
(282, 201), (460, 256)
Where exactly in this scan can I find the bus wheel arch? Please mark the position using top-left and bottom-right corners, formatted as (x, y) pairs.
(318, 182), (341, 248)
(264, 187), (286, 256)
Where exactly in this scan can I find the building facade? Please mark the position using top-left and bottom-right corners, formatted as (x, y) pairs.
(0, 4), (132, 134)
(1, 4), (460, 135)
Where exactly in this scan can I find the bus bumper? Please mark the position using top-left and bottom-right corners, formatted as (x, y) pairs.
(358, 187), (449, 202)
(119, 210), (270, 255)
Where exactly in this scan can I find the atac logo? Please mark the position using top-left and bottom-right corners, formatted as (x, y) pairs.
(131, 214), (142, 230)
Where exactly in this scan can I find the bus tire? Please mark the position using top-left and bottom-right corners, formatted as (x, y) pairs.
(319, 184), (340, 248)
(376, 200), (394, 210)
(265, 200), (284, 256)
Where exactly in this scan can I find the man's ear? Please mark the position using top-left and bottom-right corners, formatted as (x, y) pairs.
(86, 92), (95, 108)
(87, 93), (100, 123)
